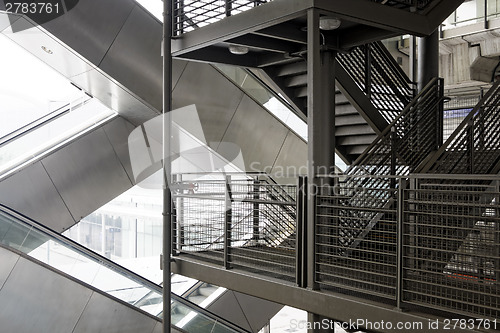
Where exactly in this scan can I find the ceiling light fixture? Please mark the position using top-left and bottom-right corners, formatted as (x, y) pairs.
(229, 45), (249, 55)
(41, 46), (53, 54)
(319, 16), (342, 30)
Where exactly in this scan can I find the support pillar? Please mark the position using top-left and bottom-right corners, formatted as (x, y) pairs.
(162, 1), (173, 332)
(306, 8), (336, 290)
(417, 29), (439, 93)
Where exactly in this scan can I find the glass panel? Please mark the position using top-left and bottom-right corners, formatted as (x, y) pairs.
(0, 99), (114, 175)
(0, 34), (83, 136)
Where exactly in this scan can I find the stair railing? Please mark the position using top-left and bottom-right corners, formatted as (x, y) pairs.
(419, 80), (500, 174)
(337, 41), (415, 124)
(333, 78), (444, 253)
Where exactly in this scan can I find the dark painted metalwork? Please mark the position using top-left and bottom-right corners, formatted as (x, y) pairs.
(163, 1), (173, 332)
(417, 29), (439, 93)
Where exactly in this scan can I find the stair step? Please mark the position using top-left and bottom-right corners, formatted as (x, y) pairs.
(336, 114), (368, 126)
(335, 103), (358, 116)
(295, 86), (308, 98)
(346, 145), (369, 155)
(337, 134), (377, 146)
(284, 74), (307, 88)
(275, 61), (307, 77)
(336, 124), (376, 136)
(335, 92), (349, 104)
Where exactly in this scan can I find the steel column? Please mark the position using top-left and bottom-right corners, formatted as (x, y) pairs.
(306, 8), (336, 291)
(253, 178), (260, 240)
(417, 29), (439, 93)
(409, 35), (417, 85)
(396, 178), (406, 310)
(224, 175), (232, 269)
(162, 1), (173, 332)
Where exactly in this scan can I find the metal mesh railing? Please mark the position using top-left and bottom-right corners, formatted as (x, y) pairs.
(337, 42), (415, 124)
(325, 78), (443, 258)
(423, 80), (500, 175)
(173, 174), (297, 281)
(314, 174), (500, 320)
(371, 0), (434, 10)
(173, 0), (269, 35)
(315, 176), (399, 299)
(403, 176), (500, 319)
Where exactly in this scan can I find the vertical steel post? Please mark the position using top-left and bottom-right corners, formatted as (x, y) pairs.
(396, 178), (406, 310)
(253, 178), (260, 240)
(296, 176), (306, 287)
(495, 180), (500, 283)
(409, 35), (417, 86)
(307, 8), (336, 291)
(365, 44), (372, 99)
(436, 79), (444, 149)
(224, 175), (232, 269)
(390, 126), (397, 188)
(485, 0), (489, 29)
(162, 1), (173, 332)
(225, 0), (232, 16)
(417, 29), (439, 93)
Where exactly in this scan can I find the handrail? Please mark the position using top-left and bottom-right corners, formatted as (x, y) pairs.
(0, 97), (92, 148)
(419, 79), (500, 174)
(0, 204), (249, 333)
(347, 77), (442, 173)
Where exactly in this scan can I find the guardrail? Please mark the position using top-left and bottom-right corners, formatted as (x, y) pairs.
(172, 173), (297, 281)
(173, 0), (270, 35)
(175, 172), (500, 321)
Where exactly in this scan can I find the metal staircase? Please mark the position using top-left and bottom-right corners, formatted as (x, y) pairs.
(261, 41), (414, 163)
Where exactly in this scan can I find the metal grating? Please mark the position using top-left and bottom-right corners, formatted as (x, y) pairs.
(326, 78), (443, 258)
(173, 0), (269, 35)
(337, 42), (415, 124)
(173, 174), (297, 280)
(316, 176), (399, 299)
(427, 81), (500, 175)
(403, 177), (500, 319)
(371, 0), (435, 10)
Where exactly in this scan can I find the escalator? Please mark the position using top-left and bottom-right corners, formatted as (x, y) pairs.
(0, 204), (248, 333)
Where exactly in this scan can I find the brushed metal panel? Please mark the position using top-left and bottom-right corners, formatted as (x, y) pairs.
(271, 131), (307, 181)
(0, 162), (75, 232)
(71, 67), (159, 125)
(41, 128), (133, 222)
(40, 0), (135, 65)
(173, 62), (244, 149)
(219, 95), (289, 172)
(0, 256), (92, 333)
(3, 17), (95, 78)
(172, 59), (188, 90)
(0, 12), (22, 31)
(206, 291), (253, 332)
(232, 291), (283, 332)
(73, 291), (158, 333)
(0, 247), (19, 290)
(102, 117), (136, 184)
(99, 5), (163, 111)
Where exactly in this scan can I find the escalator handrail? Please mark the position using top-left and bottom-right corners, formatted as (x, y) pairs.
(0, 203), (250, 333)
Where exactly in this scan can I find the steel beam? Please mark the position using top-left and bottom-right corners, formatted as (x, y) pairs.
(417, 29), (439, 93)
(226, 34), (301, 53)
(172, 257), (482, 333)
(254, 23), (307, 45)
(163, 1), (173, 332)
(306, 9), (336, 291)
(171, 0), (312, 56)
(335, 65), (388, 135)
